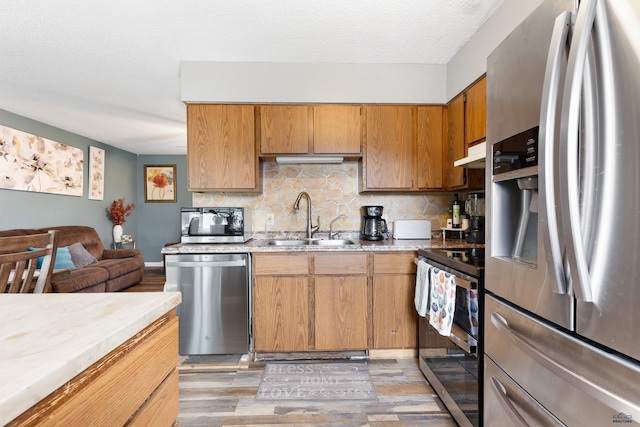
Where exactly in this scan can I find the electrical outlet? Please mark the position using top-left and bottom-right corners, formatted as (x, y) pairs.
(266, 213), (275, 226)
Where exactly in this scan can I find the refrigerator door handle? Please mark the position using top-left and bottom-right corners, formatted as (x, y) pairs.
(539, 11), (573, 295)
(491, 312), (640, 417)
(559, 0), (598, 302)
(489, 376), (564, 427)
(489, 376), (530, 427)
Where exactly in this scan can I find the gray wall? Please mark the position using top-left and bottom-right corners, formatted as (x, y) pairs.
(0, 109), (138, 247)
(136, 155), (189, 263)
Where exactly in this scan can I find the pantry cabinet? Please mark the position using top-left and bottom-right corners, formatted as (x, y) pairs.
(186, 104), (261, 192)
(371, 252), (418, 349)
(259, 104), (363, 156)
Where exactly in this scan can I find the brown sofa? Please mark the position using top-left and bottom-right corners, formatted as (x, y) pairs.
(0, 226), (144, 292)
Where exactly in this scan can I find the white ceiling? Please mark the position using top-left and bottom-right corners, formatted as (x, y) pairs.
(0, 0), (503, 155)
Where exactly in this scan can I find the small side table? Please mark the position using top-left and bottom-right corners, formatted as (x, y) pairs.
(114, 241), (136, 249)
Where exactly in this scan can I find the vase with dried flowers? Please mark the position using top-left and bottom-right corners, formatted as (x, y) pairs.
(108, 198), (134, 243)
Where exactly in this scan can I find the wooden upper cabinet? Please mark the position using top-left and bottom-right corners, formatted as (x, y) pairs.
(361, 105), (414, 191)
(259, 104), (362, 156)
(465, 76), (486, 147)
(416, 106), (445, 190)
(186, 104), (261, 192)
(313, 105), (362, 154)
(446, 77), (486, 190)
(447, 94), (466, 189)
(259, 105), (310, 154)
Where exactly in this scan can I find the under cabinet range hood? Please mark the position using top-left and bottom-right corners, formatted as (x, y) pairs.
(454, 141), (486, 169)
(275, 156), (344, 164)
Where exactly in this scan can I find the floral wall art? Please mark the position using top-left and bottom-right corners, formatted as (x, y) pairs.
(88, 146), (105, 200)
(0, 124), (83, 196)
(144, 164), (176, 202)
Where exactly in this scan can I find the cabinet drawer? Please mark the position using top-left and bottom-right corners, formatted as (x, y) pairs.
(254, 254), (310, 275)
(373, 253), (417, 274)
(314, 253), (367, 275)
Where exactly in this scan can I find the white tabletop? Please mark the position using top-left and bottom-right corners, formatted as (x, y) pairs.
(0, 292), (181, 426)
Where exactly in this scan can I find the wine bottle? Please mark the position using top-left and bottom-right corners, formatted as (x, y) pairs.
(452, 194), (461, 228)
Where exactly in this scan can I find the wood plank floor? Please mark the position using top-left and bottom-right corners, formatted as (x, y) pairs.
(129, 268), (457, 426)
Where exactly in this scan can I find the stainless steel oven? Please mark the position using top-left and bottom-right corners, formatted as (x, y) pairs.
(417, 247), (484, 427)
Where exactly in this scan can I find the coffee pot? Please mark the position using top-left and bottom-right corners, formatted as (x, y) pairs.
(360, 206), (388, 241)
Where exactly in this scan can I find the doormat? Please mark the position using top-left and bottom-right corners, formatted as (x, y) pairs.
(256, 362), (378, 401)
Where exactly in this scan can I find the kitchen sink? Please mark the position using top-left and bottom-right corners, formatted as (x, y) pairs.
(266, 239), (310, 246)
(266, 239), (358, 246)
(311, 239), (357, 246)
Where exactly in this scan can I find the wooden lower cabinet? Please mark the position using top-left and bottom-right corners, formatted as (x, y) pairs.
(252, 251), (418, 353)
(314, 252), (368, 351)
(371, 253), (418, 349)
(9, 312), (179, 427)
(253, 276), (310, 352)
(253, 254), (310, 352)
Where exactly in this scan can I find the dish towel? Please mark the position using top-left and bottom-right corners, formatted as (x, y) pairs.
(429, 267), (457, 336)
(414, 259), (432, 317)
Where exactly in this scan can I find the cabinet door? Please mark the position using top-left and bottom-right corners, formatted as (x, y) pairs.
(362, 105), (413, 190)
(447, 94), (466, 189)
(260, 105), (310, 154)
(186, 104), (259, 192)
(465, 76), (486, 146)
(372, 275), (418, 349)
(315, 276), (368, 350)
(416, 106), (444, 190)
(372, 253), (418, 349)
(313, 105), (362, 155)
(253, 276), (309, 352)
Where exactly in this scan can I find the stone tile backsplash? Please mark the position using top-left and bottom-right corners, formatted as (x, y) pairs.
(192, 160), (454, 235)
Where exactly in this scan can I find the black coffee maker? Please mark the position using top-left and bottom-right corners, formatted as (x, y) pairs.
(360, 206), (388, 241)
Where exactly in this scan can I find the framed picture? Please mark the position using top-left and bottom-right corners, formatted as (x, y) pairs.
(0, 124), (83, 196)
(88, 146), (105, 200)
(144, 164), (176, 202)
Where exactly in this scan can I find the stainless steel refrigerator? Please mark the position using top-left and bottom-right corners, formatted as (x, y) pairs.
(484, 0), (640, 424)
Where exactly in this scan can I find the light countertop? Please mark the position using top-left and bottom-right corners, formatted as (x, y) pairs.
(0, 292), (182, 426)
(162, 235), (483, 254)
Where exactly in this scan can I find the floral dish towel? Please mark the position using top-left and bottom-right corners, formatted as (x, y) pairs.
(428, 267), (457, 336)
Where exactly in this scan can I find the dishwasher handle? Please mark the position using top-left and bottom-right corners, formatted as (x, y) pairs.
(166, 259), (246, 268)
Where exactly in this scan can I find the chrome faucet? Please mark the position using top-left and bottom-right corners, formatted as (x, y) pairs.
(329, 214), (346, 240)
(293, 191), (319, 239)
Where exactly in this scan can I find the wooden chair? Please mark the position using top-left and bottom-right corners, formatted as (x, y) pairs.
(0, 230), (59, 293)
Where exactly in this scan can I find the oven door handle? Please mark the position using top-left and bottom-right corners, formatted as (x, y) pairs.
(448, 324), (477, 354)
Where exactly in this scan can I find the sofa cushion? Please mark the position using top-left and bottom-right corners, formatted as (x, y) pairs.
(68, 242), (98, 268)
(94, 258), (142, 279)
(28, 246), (75, 270)
(105, 270), (143, 292)
(38, 226), (105, 260)
(52, 267), (109, 293)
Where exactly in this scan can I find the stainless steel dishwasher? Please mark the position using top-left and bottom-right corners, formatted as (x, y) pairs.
(164, 253), (250, 355)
